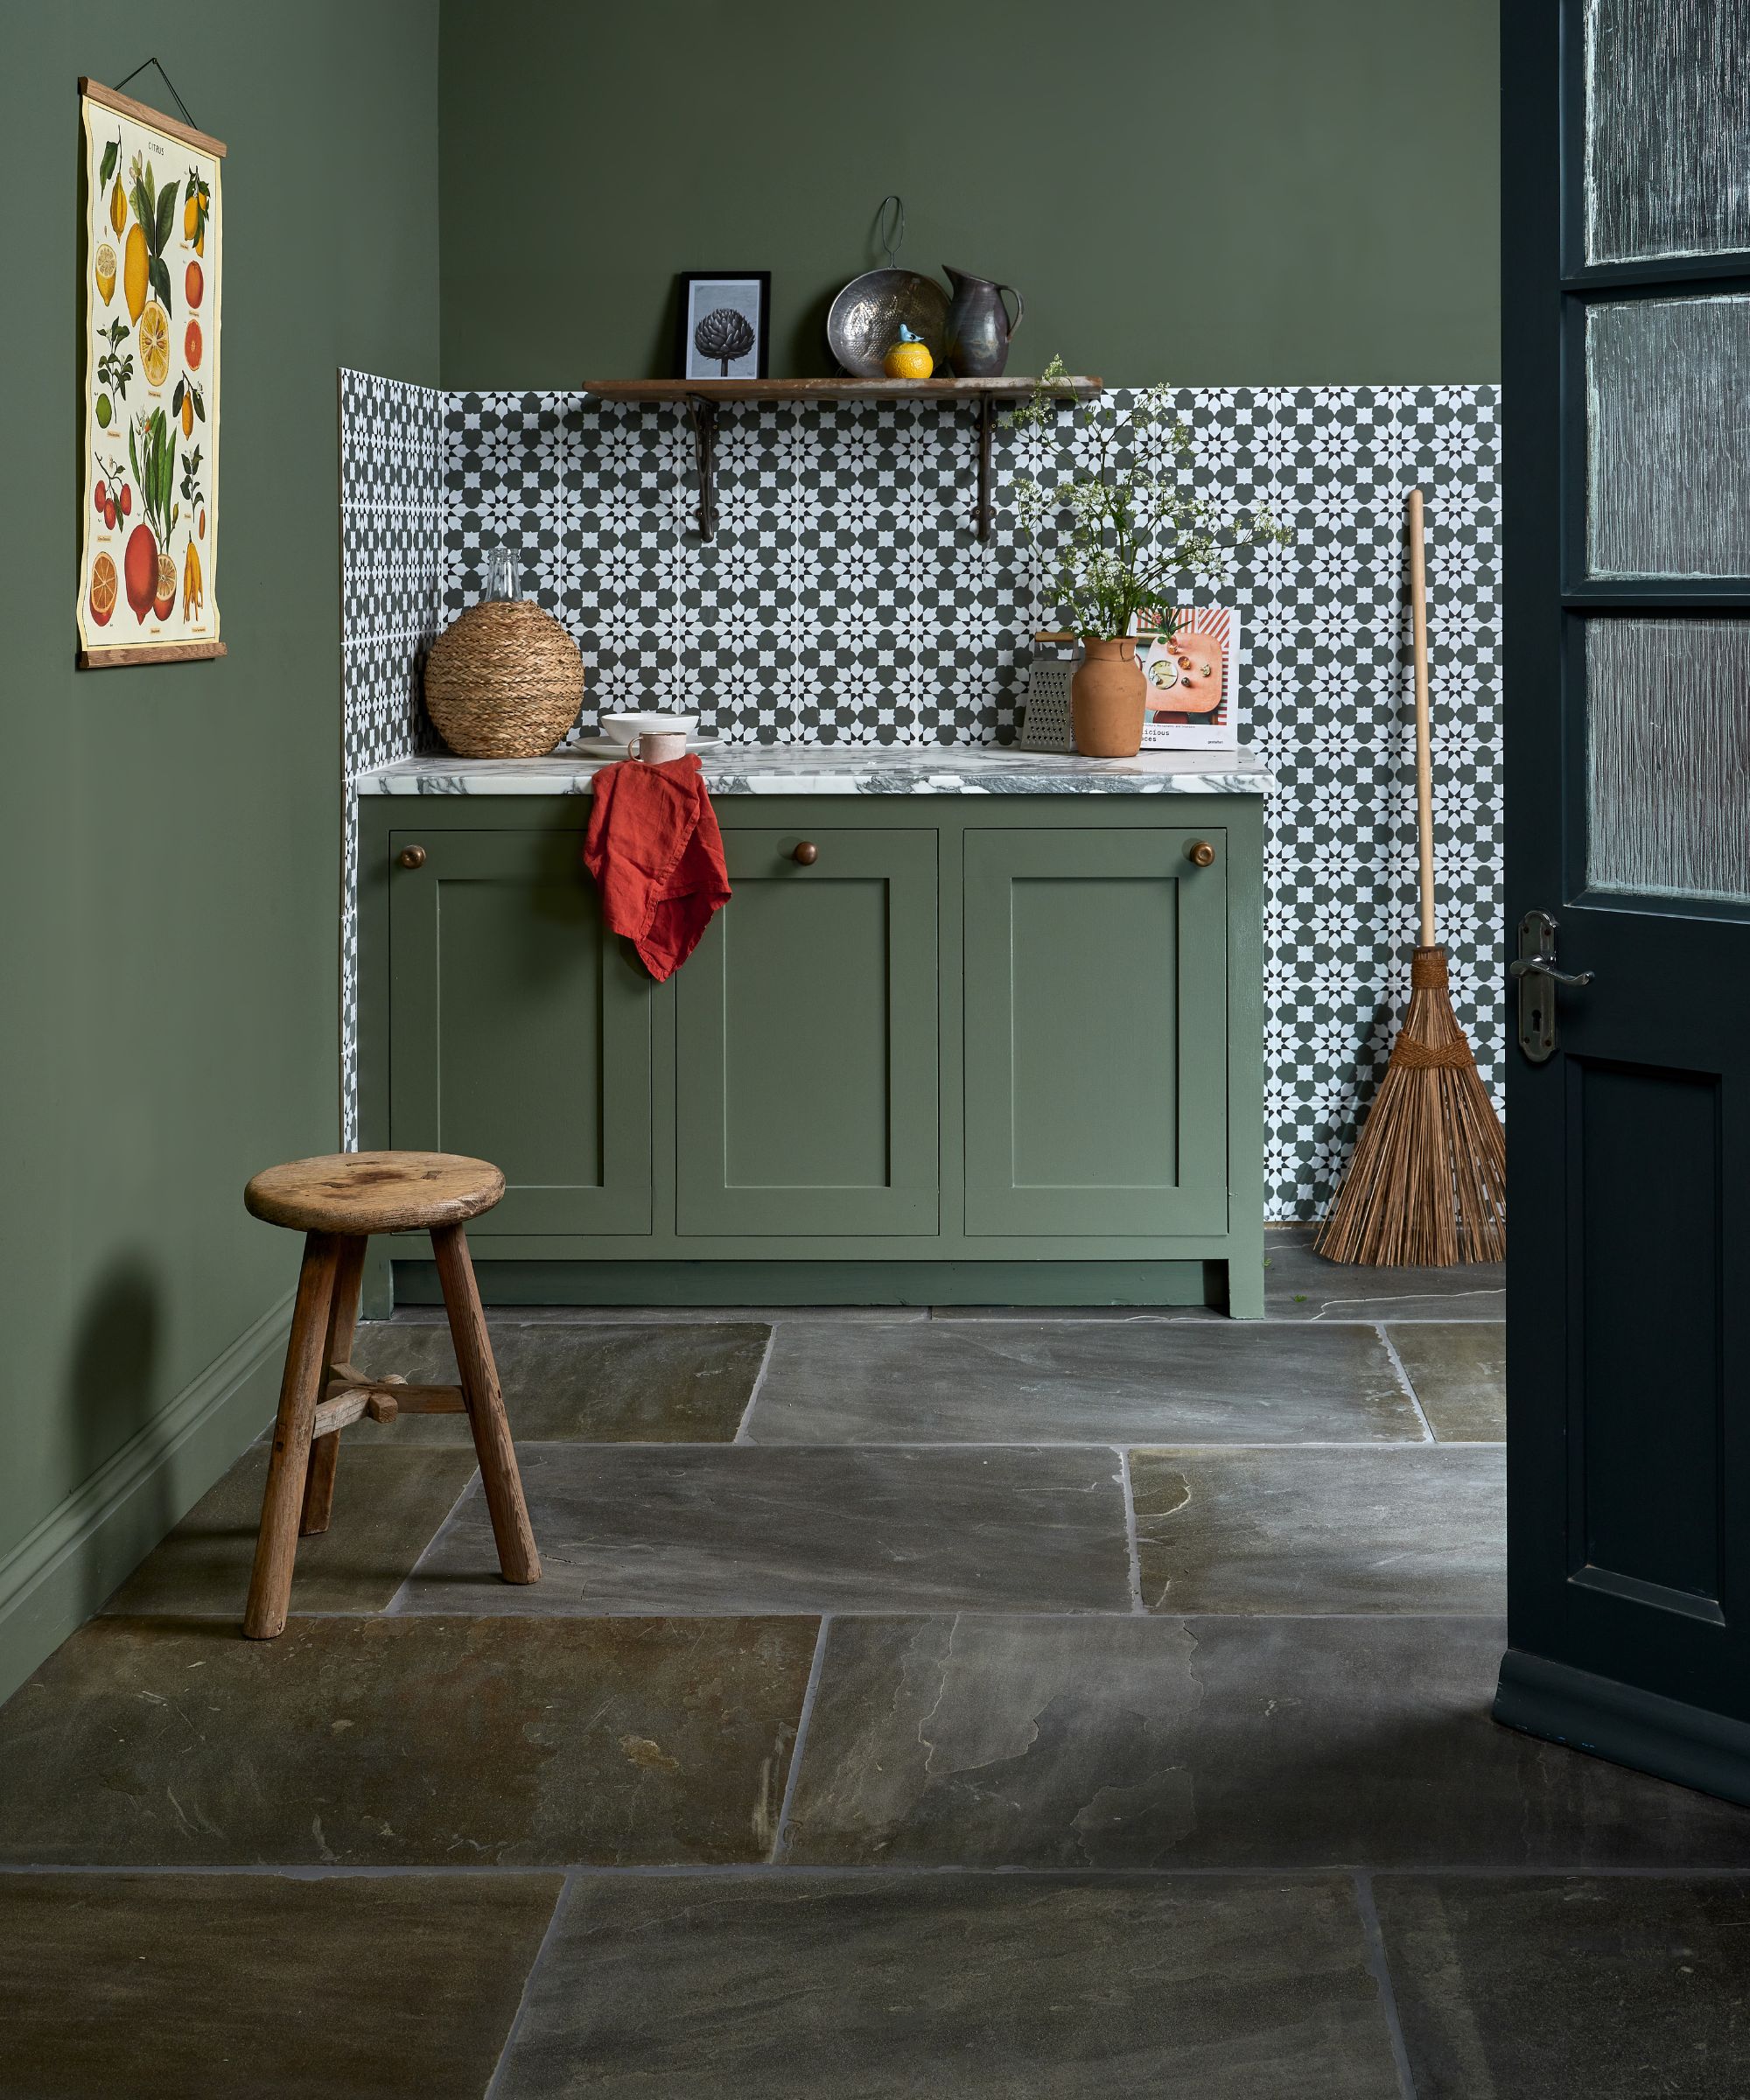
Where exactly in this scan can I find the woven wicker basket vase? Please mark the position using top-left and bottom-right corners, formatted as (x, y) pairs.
(423, 600), (584, 758)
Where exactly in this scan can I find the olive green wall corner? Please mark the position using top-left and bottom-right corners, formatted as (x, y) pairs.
(0, 2), (438, 1701)
(436, 0), (1499, 388)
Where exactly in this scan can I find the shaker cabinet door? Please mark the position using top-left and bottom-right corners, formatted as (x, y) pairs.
(676, 827), (938, 1236)
(388, 827), (653, 1236)
(962, 827), (1228, 1236)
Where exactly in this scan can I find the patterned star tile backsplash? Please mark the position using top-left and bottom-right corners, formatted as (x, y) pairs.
(340, 373), (1502, 1220)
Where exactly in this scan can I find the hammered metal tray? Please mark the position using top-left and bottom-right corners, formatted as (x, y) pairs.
(827, 269), (950, 377)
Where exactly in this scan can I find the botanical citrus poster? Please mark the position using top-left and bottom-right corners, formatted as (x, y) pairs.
(76, 80), (223, 666)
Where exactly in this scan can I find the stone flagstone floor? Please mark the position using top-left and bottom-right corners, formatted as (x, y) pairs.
(4, 1229), (1749, 2096)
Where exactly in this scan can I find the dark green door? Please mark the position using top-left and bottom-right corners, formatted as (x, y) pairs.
(1494, 0), (1750, 1803)
(388, 826), (652, 1235)
(676, 827), (938, 1236)
(963, 827), (1228, 1236)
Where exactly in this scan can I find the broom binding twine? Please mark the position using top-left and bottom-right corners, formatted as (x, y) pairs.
(1389, 1036), (1477, 1071)
(1388, 944), (1475, 1068)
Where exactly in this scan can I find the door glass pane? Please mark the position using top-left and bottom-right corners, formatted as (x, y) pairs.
(1587, 619), (1750, 902)
(1586, 0), (1750, 263)
(1587, 297), (1750, 578)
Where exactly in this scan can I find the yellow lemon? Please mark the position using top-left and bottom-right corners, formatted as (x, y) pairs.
(884, 338), (934, 380)
(182, 536), (204, 619)
(108, 176), (126, 235)
(94, 242), (116, 304)
(185, 191), (198, 243)
(138, 300), (171, 388)
(123, 222), (149, 323)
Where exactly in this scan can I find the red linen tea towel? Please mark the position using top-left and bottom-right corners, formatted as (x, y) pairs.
(583, 753), (731, 980)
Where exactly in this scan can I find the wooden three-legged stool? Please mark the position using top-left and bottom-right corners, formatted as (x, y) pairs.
(241, 1150), (540, 1639)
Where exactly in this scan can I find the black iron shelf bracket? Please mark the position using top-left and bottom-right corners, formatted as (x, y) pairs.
(976, 393), (996, 542)
(684, 396), (719, 542)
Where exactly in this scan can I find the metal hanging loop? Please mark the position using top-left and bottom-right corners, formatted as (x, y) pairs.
(877, 193), (906, 267)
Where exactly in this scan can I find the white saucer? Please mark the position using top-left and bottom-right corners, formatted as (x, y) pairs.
(570, 735), (723, 757)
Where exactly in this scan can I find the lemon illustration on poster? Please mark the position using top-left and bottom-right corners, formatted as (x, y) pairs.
(76, 75), (224, 668)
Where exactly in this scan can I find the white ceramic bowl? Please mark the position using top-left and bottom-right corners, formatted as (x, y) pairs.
(598, 710), (699, 744)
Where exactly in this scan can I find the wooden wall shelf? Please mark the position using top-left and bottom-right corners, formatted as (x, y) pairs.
(582, 376), (1104, 542)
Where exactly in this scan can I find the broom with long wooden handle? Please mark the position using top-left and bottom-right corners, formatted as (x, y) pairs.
(1313, 489), (1506, 1266)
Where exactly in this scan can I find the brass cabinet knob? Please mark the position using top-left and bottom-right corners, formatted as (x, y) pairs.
(792, 841), (818, 865)
(398, 845), (427, 870)
(1186, 839), (1216, 868)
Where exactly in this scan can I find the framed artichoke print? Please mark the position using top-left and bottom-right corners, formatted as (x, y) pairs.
(76, 77), (224, 668)
(676, 273), (770, 382)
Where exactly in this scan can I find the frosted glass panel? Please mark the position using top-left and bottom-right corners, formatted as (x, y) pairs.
(1586, 0), (1750, 262)
(1587, 297), (1750, 578)
(1587, 620), (1750, 902)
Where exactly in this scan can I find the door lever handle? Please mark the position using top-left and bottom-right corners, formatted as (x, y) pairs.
(1509, 954), (1593, 989)
(1515, 910), (1589, 1064)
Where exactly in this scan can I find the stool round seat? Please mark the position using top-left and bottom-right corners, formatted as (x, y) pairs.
(243, 1151), (505, 1237)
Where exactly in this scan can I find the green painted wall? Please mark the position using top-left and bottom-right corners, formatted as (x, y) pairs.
(0, 4), (438, 1685)
(437, 0), (1499, 387)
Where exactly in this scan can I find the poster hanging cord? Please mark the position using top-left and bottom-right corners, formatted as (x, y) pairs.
(109, 57), (198, 129)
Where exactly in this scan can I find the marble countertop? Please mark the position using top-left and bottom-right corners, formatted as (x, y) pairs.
(355, 745), (1274, 796)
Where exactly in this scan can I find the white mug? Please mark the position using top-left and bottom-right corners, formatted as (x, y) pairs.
(628, 730), (689, 765)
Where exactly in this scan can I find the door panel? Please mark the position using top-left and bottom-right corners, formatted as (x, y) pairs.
(1501, 0), (1750, 1784)
(1586, 296), (1750, 578)
(1583, 0), (1750, 264)
(676, 828), (937, 1236)
(388, 828), (652, 1235)
(1570, 1059), (1723, 1611)
(963, 828), (1227, 1236)
(1586, 618), (1750, 901)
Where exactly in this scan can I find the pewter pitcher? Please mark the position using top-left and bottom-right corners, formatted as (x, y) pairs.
(942, 267), (1024, 377)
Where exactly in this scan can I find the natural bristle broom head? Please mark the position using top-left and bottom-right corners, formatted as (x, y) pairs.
(1313, 946), (1506, 1267)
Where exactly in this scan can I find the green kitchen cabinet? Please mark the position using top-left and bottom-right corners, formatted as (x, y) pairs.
(676, 828), (939, 1236)
(963, 827), (1228, 1237)
(359, 789), (1265, 1313)
(386, 824), (653, 1235)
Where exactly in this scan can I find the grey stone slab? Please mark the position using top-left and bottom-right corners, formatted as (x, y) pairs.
(1264, 1226), (1506, 1322)
(1389, 1322), (1506, 1440)
(1376, 1875), (1750, 2099)
(381, 1304), (926, 1324)
(105, 1444), (478, 1616)
(0, 1872), (562, 2100)
(495, 1873), (1400, 2099)
(348, 1320), (768, 1443)
(0, 1614), (816, 1866)
(1130, 1446), (1505, 1613)
(782, 1615), (1750, 1871)
(400, 1445), (1131, 1616)
(928, 1304), (1225, 1321)
(746, 1320), (1422, 1444)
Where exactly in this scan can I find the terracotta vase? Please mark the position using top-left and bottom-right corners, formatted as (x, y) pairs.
(1070, 637), (1146, 757)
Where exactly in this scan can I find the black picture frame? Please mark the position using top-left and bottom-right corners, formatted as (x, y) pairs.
(676, 272), (771, 382)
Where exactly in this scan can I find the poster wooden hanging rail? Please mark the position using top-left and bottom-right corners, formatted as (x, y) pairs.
(78, 77), (227, 162)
